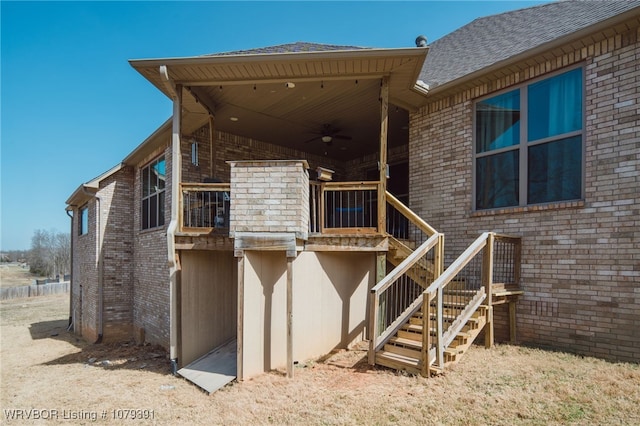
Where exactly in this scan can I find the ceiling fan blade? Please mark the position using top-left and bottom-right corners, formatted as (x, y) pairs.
(333, 135), (352, 141)
(303, 136), (320, 144)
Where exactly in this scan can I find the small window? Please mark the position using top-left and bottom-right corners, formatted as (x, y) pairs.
(191, 140), (199, 166)
(79, 206), (88, 235)
(141, 156), (166, 230)
(474, 67), (584, 210)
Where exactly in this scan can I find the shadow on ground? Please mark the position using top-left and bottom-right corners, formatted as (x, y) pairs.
(30, 319), (170, 374)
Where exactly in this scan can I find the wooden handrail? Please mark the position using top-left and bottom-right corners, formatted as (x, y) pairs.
(370, 233), (441, 295)
(385, 191), (437, 237)
(370, 224), (521, 374)
(369, 233), (442, 355)
(322, 181), (379, 191)
(181, 182), (231, 192)
(422, 232), (490, 295)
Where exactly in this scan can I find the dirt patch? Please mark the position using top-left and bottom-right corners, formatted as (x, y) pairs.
(2, 294), (639, 425)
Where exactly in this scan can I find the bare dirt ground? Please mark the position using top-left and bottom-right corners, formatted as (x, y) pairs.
(1, 294), (639, 425)
(0, 263), (46, 288)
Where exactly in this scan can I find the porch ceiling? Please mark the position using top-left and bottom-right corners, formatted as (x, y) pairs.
(130, 48), (429, 160)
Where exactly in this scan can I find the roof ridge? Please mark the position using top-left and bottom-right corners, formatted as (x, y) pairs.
(204, 41), (371, 57)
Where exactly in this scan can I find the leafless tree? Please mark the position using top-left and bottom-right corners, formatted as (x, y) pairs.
(28, 229), (70, 277)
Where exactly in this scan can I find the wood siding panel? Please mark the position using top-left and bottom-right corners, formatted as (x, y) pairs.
(180, 250), (237, 366)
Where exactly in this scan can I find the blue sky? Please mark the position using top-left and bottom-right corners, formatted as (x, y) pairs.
(1, 0), (549, 250)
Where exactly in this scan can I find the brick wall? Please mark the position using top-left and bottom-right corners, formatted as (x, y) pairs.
(70, 167), (135, 343)
(72, 198), (98, 342)
(184, 125), (347, 183)
(409, 27), (639, 362)
(344, 144), (408, 181)
(229, 160), (309, 238)
(133, 146), (171, 348)
(98, 167), (134, 342)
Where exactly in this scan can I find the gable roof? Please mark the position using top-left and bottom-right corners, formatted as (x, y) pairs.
(65, 163), (125, 207)
(421, 0), (640, 91)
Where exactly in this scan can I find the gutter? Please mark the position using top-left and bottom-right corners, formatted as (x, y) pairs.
(162, 65), (181, 374)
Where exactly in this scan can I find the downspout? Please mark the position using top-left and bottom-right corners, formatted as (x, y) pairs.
(66, 209), (74, 330)
(161, 65), (181, 374)
(82, 186), (103, 343)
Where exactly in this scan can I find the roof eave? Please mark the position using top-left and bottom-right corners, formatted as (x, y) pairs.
(65, 163), (124, 207)
(129, 46), (428, 68)
(123, 118), (172, 166)
(129, 47), (430, 108)
(65, 184), (98, 207)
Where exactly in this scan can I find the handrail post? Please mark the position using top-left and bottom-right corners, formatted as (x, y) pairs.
(421, 290), (433, 377)
(430, 233), (445, 373)
(368, 289), (379, 365)
(435, 285), (444, 369)
(436, 233), (444, 277)
(319, 183), (326, 233)
(514, 237), (522, 286)
(377, 181), (386, 234)
(483, 232), (495, 348)
(178, 184), (184, 232)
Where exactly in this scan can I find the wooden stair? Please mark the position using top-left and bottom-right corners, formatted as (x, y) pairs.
(387, 237), (435, 287)
(375, 295), (488, 375)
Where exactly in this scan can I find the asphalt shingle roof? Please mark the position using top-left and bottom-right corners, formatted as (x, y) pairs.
(206, 41), (369, 56)
(421, 0), (640, 89)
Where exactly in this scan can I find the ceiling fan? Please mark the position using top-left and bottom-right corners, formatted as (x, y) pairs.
(304, 124), (352, 146)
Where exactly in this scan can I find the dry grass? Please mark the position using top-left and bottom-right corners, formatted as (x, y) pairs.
(1, 294), (639, 425)
(0, 263), (45, 288)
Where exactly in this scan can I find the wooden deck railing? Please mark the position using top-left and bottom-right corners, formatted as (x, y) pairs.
(309, 181), (382, 234)
(180, 183), (231, 232)
(368, 192), (444, 365)
(368, 232), (443, 364)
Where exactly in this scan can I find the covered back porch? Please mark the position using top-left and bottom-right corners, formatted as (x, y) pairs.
(128, 43), (522, 387)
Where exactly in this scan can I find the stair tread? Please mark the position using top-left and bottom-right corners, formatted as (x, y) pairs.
(402, 323), (424, 333)
(384, 343), (422, 360)
(377, 350), (420, 366)
(379, 242), (494, 376)
(389, 336), (423, 349)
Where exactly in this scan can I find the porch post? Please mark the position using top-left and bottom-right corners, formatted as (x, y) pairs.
(236, 254), (245, 381)
(209, 114), (215, 178)
(286, 257), (294, 378)
(378, 76), (389, 234)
